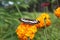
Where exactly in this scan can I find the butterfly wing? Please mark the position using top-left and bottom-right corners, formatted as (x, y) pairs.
(19, 18), (40, 24)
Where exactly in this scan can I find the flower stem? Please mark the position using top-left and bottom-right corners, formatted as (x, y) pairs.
(44, 6), (49, 13)
(28, 37), (30, 40)
(15, 3), (22, 18)
(57, 0), (59, 7)
(44, 19), (47, 40)
(33, 4), (37, 18)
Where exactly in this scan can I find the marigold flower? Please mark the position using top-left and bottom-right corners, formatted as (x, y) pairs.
(16, 22), (37, 40)
(36, 13), (51, 28)
(54, 7), (60, 18)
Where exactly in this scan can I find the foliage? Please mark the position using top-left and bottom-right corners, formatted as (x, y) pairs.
(0, 0), (60, 40)
(0, 9), (60, 40)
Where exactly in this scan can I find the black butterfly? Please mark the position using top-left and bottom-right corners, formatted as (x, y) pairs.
(19, 18), (40, 24)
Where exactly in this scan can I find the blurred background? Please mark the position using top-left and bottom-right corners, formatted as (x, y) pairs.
(0, 0), (60, 40)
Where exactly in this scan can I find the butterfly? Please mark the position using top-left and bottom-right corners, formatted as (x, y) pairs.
(19, 18), (40, 24)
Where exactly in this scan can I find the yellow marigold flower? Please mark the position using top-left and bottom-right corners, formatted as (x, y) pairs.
(36, 13), (51, 28)
(46, 19), (51, 26)
(36, 18), (44, 28)
(54, 7), (60, 18)
(16, 22), (37, 40)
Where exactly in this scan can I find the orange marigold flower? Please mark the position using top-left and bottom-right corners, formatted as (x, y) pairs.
(36, 13), (51, 28)
(16, 22), (37, 40)
(54, 7), (60, 18)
